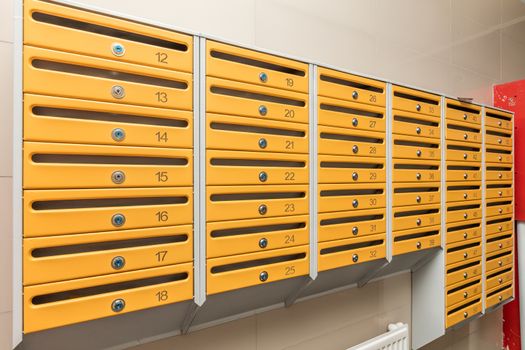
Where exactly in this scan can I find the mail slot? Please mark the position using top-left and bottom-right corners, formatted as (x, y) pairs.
(486, 183), (513, 200)
(446, 295), (482, 328)
(206, 77), (308, 124)
(486, 232), (514, 254)
(486, 284), (513, 309)
(24, 46), (192, 110)
(392, 225), (440, 255)
(206, 215), (309, 258)
(393, 204), (440, 231)
(393, 135), (440, 160)
(318, 183), (386, 213)
(446, 220), (481, 244)
(392, 160), (440, 183)
(446, 278), (482, 308)
(318, 155), (385, 184)
(486, 165), (513, 182)
(24, 225), (193, 285)
(446, 142), (481, 162)
(317, 67), (386, 107)
(206, 150), (308, 186)
(24, 187), (192, 237)
(446, 202), (482, 223)
(24, 0), (193, 73)
(485, 129), (512, 147)
(486, 266), (513, 290)
(318, 233), (386, 272)
(446, 163), (481, 182)
(24, 262), (193, 333)
(317, 95), (386, 132)
(318, 125), (385, 157)
(486, 215), (513, 236)
(206, 40), (308, 93)
(393, 85), (440, 117)
(206, 245), (309, 294)
(206, 184), (308, 222)
(393, 184), (440, 207)
(206, 113), (308, 154)
(486, 200), (513, 218)
(24, 142), (192, 189)
(486, 248), (513, 272)
(446, 258), (482, 287)
(446, 99), (481, 126)
(446, 182), (481, 203)
(446, 239), (481, 266)
(24, 94), (193, 148)
(318, 208), (386, 242)
(446, 121), (481, 143)
(392, 110), (440, 139)
(485, 109), (513, 131)
(485, 147), (513, 164)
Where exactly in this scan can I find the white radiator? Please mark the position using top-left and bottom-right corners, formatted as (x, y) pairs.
(346, 323), (409, 350)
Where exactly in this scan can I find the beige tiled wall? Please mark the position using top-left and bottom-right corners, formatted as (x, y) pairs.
(1, 0), (525, 349)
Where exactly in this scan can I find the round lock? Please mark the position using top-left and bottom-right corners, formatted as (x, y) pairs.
(463, 232), (468, 239)
(463, 113), (468, 120)
(258, 204), (268, 215)
(258, 138), (268, 149)
(463, 193), (468, 199)
(352, 145), (359, 154)
(352, 172), (359, 181)
(352, 254), (359, 263)
(416, 150), (422, 157)
(259, 271), (269, 282)
(499, 208), (503, 214)
(416, 127), (422, 135)
(463, 312), (469, 318)
(463, 272), (468, 279)
(111, 256), (125, 270)
(352, 118), (359, 127)
(416, 196), (421, 203)
(416, 104), (421, 112)
(259, 105), (268, 116)
(416, 218), (422, 226)
(463, 173), (468, 180)
(111, 213), (126, 227)
(463, 133), (468, 140)
(259, 238), (268, 249)
(499, 296), (503, 301)
(259, 171), (268, 182)
(498, 226), (503, 231)
(352, 199), (359, 208)
(259, 72), (268, 83)
(111, 85), (126, 99)
(352, 226), (359, 236)
(416, 173), (422, 180)
(498, 138), (502, 144)
(463, 213), (468, 219)
(111, 42), (125, 57)
(416, 241), (422, 249)
(498, 260), (503, 266)
(463, 153), (468, 160)
(111, 298), (126, 313)
(111, 171), (126, 184)
(111, 128), (126, 142)
(464, 252), (468, 259)
(499, 243), (503, 248)
(498, 191), (503, 197)
(464, 292), (468, 298)
(499, 278), (503, 284)
(352, 91), (359, 100)
(498, 173), (503, 179)
(498, 121), (502, 126)
(498, 156), (502, 161)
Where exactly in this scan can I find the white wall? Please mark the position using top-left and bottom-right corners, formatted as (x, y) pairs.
(2, 0), (525, 349)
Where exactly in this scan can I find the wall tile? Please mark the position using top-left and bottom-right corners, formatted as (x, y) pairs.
(449, 65), (496, 104)
(501, 0), (525, 23)
(502, 34), (525, 82)
(0, 42), (13, 177)
(452, 0), (500, 42)
(0, 178), (13, 314)
(452, 30), (501, 80)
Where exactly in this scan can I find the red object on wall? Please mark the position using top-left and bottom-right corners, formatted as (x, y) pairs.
(494, 80), (522, 350)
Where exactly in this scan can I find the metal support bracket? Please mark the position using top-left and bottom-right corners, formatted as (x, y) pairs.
(285, 277), (313, 307)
